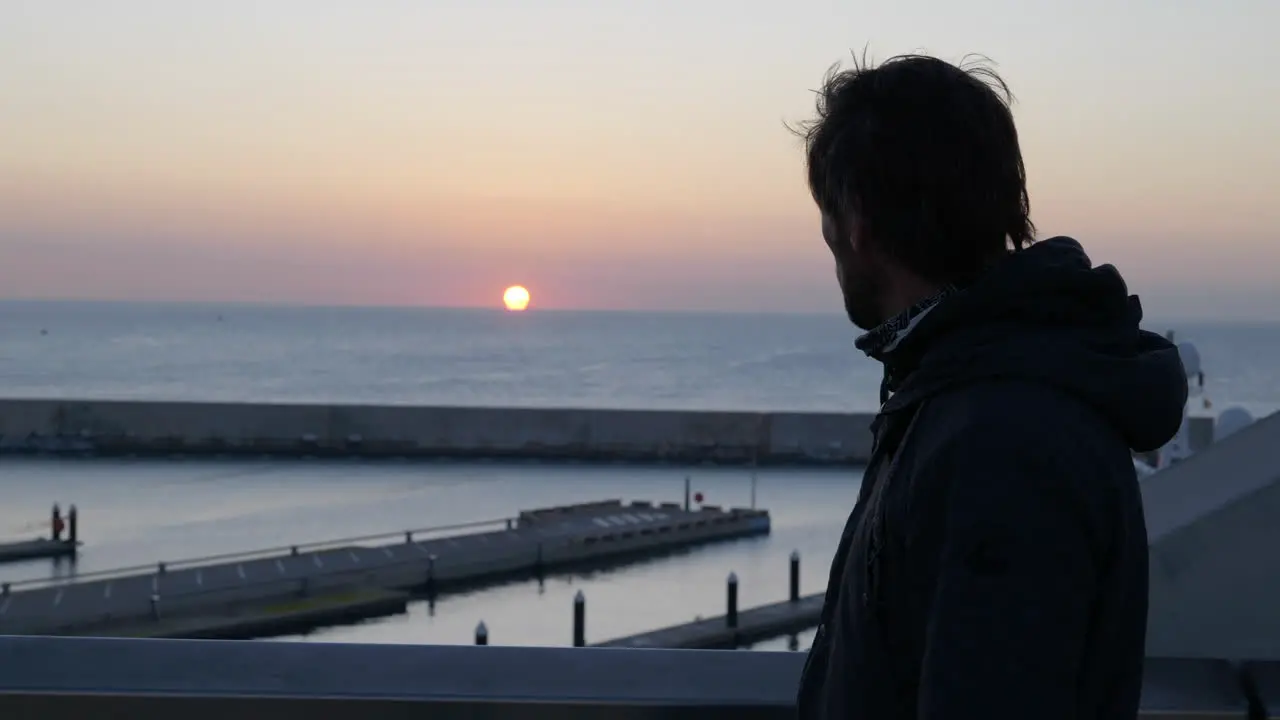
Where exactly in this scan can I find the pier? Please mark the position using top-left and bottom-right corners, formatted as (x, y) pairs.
(0, 500), (770, 638)
(0, 398), (877, 464)
(0, 503), (80, 564)
(596, 554), (821, 649)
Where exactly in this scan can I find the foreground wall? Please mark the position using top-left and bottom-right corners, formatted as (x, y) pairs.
(0, 399), (876, 465)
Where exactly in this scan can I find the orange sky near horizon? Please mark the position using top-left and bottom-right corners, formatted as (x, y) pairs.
(2, 1), (1278, 319)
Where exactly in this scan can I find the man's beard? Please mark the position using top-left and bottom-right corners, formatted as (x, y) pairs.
(836, 258), (884, 331)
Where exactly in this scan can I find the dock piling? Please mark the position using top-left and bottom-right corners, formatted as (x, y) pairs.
(726, 572), (739, 629)
(789, 551), (800, 602)
(475, 621), (488, 646)
(51, 504), (62, 542)
(573, 590), (586, 647)
(68, 505), (78, 544)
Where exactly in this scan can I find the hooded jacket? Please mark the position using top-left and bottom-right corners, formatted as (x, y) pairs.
(797, 237), (1188, 719)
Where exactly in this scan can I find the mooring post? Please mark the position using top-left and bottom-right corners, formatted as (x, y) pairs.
(290, 546), (299, 556)
(475, 621), (488, 646)
(68, 505), (78, 544)
(750, 472), (758, 510)
(506, 518), (513, 530)
(684, 476), (691, 511)
(789, 550), (801, 602)
(727, 572), (739, 629)
(573, 590), (586, 647)
(157, 562), (167, 575)
(51, 504), (62, 542)
(405, 531), (413, 544)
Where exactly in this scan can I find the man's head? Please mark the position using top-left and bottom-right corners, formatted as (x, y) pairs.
(797, 54), (1035, 329)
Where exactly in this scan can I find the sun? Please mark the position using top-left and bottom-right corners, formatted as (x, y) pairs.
(502, 285), (531, 312)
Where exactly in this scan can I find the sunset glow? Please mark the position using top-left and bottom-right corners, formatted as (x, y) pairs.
(503, 285), (531, 312)
(1, 3), (1277, 318)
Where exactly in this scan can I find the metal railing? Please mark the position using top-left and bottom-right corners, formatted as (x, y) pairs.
(2, 516), (515, 592)
(0, 636), (1264, 719)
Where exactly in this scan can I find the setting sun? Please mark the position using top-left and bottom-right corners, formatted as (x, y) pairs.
(503, 285), (531, 312)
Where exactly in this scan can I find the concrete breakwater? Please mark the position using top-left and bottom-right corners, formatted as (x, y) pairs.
(0, 399), (876, 465)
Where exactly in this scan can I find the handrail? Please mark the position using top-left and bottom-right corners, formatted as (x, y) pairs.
(0, 637), (1259, 719)
(1, 515), (515, 592)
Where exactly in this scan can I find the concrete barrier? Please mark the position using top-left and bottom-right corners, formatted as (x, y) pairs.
(0, 399), (877, 465)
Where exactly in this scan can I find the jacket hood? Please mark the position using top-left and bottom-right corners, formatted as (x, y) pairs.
(875, 236), (1188, 453)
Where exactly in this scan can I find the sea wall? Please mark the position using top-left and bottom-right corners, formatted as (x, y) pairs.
(0, 399), (876, 465)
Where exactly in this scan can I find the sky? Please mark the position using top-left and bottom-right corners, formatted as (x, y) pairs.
(2, 1), (1277, 319)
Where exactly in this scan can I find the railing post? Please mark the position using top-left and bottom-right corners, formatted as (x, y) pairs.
(573, 590), (586, 647)
(150, 593), (161, 620)
(789, 551), (800, 602)
(475, 621), (488, 646)
(68, 505), (78, 544)
(726, 572), (738, 629)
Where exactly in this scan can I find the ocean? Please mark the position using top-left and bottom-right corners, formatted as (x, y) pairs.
(0, 300), (1276, 649)
(2, 300), (1278, 416)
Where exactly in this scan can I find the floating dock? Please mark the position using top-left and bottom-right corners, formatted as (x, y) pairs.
(596, 592), (823, 649)
(0, 500), (770, 637)
(0, 538), (78, 564)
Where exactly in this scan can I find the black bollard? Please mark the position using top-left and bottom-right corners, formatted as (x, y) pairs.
(475, 621), (489, 645)
(405, 531), (413, 544)
(51, 504), (62, 542)
(157, 562), (167, 574)
(789, 550), (800, 602)
(726, 572), (739, 629)
(573, 590), (586, 647)
(426, 554), (437, 595)
(68, 505), (78, 544)
(291, 546), (299, 556)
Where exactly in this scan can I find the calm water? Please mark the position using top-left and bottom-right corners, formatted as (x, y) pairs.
(0, 458), (857, 649)
(2, 300), (1278, 415)
(0, 300), (1276, 649)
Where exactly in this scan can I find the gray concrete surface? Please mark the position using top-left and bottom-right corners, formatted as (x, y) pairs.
(0, 501), (771, 636)
(0, 399), (876, 464)
(1144, 408), (1280, 661)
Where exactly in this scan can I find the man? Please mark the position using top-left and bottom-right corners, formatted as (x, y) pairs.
(794, 54), (1188, 718)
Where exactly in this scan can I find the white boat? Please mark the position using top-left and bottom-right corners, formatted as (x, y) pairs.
(1134, 332), (1256, 478)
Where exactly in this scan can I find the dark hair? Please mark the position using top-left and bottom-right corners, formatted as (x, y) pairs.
(795, 52), (1035, 284)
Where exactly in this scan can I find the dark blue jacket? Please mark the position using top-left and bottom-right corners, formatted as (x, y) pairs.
(798, 237), (1188, 719)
